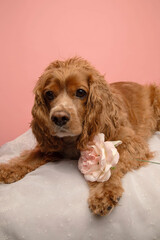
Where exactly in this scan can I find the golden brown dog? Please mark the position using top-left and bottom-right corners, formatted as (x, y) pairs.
(0, 57), (160, 216)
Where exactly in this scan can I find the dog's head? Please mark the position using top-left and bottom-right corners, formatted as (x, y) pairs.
(31, 57), (118, 152)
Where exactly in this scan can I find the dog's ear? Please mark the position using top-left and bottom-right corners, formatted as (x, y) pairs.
(31, 76), (62, 153)
(77, 74), (119, 150)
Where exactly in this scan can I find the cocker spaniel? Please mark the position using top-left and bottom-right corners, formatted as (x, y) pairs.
(0, 57), (160, 216)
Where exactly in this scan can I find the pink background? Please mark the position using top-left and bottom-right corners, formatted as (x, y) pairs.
(0, 0), (160, 146)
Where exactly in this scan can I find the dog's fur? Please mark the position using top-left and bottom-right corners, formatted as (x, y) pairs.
(0, 57), (160, 216)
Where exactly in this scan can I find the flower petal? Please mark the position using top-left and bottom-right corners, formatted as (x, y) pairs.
(78, 133), (121, 183)
(97, 170), (111, 182)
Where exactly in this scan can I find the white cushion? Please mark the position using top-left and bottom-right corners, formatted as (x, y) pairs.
(0, 130), (160, 240)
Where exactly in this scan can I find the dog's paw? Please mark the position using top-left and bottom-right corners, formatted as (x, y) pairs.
(0, 164), (26, 184)
(88, 194), (121, 216)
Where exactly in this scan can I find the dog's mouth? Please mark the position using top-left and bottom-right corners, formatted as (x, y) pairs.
(51, 125), (80, 138)
(54, 128), (76, 138)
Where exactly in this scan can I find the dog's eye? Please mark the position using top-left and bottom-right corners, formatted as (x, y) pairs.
(45, 91), (54, 100)
(76, 89), (87, 98)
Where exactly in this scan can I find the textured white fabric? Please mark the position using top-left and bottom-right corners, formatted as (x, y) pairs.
(0, 130), (160, 240)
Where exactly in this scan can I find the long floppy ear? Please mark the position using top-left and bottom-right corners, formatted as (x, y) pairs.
(77, 74), (119, 150)
(31, 76), (63, 153)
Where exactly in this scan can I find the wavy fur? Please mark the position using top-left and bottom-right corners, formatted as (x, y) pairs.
(0, 57), (160, 216)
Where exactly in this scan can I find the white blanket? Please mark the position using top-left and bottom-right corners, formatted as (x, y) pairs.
(0, 130), (160, 240)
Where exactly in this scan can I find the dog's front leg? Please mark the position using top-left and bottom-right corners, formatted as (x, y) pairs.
(88, 173), (123, 216)
(0, 146), (59, 184)
(88, 136), (152, 216)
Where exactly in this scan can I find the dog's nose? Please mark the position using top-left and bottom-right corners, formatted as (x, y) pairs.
(51, 111), (70, 127)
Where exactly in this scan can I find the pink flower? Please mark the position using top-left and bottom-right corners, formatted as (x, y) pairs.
(78, 133), (122, 182)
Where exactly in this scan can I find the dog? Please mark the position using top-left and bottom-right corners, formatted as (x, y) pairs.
(0, 57), (160, 216)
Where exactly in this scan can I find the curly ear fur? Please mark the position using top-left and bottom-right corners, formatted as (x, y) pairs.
(77, 73), (119, 150)
(31, 73), (63, 153)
